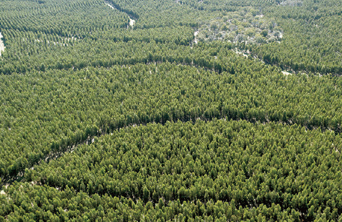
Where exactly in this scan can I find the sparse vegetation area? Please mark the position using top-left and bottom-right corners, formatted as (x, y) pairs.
(196, 7), (283, 45)
(279, 0), (303, 6)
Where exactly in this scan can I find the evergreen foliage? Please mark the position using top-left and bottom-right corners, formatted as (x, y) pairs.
(1, 0), (342, 220)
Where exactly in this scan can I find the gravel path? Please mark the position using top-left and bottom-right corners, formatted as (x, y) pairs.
(105, 1), (135, 27)
(0, 32), (5, 56)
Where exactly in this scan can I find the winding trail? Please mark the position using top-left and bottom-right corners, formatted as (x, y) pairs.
(104, 0), (135, 27)
(0, 32), (5, 56)
(0, 57), (330, 188)
(105, 2), (115, 10)
(0, 16), (326, 188)
(194, 31), (199, 44)
(0, 116), (262, 187)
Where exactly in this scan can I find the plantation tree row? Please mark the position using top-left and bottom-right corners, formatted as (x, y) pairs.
(1, 61), (342, 182)
(2, 120), (342, 221)
(1, 0), (342, 221)
(1, 0), (342, 75)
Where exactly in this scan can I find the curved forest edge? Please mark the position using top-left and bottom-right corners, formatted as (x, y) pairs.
(2, 0), (342, 220)
(0, 44), (328, 77)
(1, 61), (341, 187)
(2, 119), (342, 221)
(1, 1), (342, 76)
(104, 0), (139, 20)
(0, 116), (303, 187)
(0, 33), (338, 76)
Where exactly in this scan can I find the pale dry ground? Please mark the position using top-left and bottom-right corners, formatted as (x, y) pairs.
(0, 184), (9, 196)
(235, 49), (248, 58)
(105, 2), (115, 9)
(0, 32), (5, 56)
(194, 31), (199, 44)
(34, 36), (77, 46)
(282, 71), (292, 75)
(129, 19), (135, 27)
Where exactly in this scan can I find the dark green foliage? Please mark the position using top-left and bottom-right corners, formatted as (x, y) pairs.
(1, 0), (342, 220)
(2, 61), (342, 181)
(2, 120), (342, 221)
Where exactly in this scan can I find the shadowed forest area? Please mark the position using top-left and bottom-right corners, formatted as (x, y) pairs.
(1, 0), (342, 221)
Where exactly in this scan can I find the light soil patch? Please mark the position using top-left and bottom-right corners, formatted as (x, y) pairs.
(34, 36), (77, 47)
(194, 31), (199, 44)
(105, 2), (115, 9)
(195, 7), (283, 45)
(235, 49), (249, 58)
(279, 0), (303, 6)
(129, 19), (135, 27)
(0, 32), (5, 56)
(282, 71), (292, 75)
(0, 185), (8, 195)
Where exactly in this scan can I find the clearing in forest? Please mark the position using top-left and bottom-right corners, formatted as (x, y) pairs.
(279, 0), (303, 6)
(195, 7), (283, 45)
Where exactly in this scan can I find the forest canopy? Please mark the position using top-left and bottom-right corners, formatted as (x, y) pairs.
(1, 0), (342, 221)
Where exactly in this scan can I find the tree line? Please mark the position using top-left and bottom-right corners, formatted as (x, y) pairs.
(2, 120), (342, 221)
